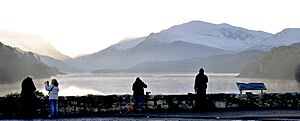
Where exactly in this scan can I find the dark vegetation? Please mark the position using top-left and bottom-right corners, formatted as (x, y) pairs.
(239, 43), (300, 80)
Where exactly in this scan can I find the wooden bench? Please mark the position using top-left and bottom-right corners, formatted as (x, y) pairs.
(236, 82), (267, 94)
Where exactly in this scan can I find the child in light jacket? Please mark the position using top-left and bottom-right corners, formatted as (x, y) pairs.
(45, 79), (59, 117)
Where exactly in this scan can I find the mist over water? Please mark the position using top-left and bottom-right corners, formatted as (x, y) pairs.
(1, 72), (300, 96)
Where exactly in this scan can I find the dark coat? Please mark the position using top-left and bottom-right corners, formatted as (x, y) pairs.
(20, 77), (37, 116)
(132, 78), (147, 95)
(194, 72), (208, 94)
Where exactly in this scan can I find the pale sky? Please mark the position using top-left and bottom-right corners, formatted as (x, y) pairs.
(0, 0), (299, 57)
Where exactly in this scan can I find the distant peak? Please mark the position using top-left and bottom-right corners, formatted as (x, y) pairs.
(280, 28), (300, 33)
(219, 23), (233, 27)
(187, 20), (213, 24)
(187, 21), (234, 27)
(275, 28), (300, 36)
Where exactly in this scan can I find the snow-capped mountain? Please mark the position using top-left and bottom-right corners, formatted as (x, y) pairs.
(263, 28), (300, 47)
(69, 20), (300, 72)
(107, 21), (300, 54)
(145, 21), (274, 52)
(0, 30), (71, 61)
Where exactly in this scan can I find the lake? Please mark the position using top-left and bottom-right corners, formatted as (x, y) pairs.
(1, 72), (300, 96)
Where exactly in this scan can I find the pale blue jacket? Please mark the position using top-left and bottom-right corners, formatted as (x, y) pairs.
(45, 84), (59, 100)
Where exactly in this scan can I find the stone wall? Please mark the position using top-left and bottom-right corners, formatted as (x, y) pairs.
(1, 93), (300, 118)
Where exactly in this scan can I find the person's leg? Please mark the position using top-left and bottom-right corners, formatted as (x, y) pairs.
(139, 95), (144, 109)
(134, 95), (140, 110)
(134, 95), (137, 109)
(23, 100), (31, 117)
(136, 94), (144, 110)
(54, 100), (59, 117)
(195, 93), (200, 109)
(196, 90), (207, 111)
(49, 99), (54, 117)
(195, 90), (201, 108)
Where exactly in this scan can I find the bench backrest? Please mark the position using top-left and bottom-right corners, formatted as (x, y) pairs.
(236, 82), (267, 90)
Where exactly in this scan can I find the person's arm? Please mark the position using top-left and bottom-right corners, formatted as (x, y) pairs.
(44, 81), (52, 91)
(143, 82), (148, 88)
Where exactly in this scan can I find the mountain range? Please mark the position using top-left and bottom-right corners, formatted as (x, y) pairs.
(69, 21), (300, 74)
(0, 30), (81, 73)
(68, 40), (232, 71)
(0, 42), (59, 83)
(153, 21), (273, 51)
(0, 30), (70, 61)
(37, 54), (82, 73)
(118, 50), (266, 73)
(1, 20), (300, 81)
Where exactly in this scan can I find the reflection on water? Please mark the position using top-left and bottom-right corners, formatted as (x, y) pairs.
(0, 72), (300, 96)
(59, 86), (103, 96)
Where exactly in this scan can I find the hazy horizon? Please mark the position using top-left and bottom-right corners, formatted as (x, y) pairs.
(1, 0), (300, 57)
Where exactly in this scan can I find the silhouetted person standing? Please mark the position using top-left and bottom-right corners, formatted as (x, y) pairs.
(194, 68), (208, 110)
(21, 76), (37, 118)
(132, 77), (147, 111)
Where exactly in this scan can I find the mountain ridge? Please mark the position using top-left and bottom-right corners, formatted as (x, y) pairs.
(0, 42), (59, 83)
(92, 50), (266, 73)
(155, 20), (273, 51)
(70, 20), (282, 72)
(0, 29), (71, 61)
(68, 40), (232, 71)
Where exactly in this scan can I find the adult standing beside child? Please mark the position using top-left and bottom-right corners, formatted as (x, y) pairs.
(45, 79), (59, 118)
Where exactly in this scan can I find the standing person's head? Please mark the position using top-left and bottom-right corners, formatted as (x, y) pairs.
(136, 77), (142, 82)
(22, 76), (33, 88)
(21, 76), (36, 96)
(51, 79), (59, 87)
(199, 68), (204, 74)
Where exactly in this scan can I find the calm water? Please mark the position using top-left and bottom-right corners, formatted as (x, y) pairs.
(1, 72), (300, 96)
